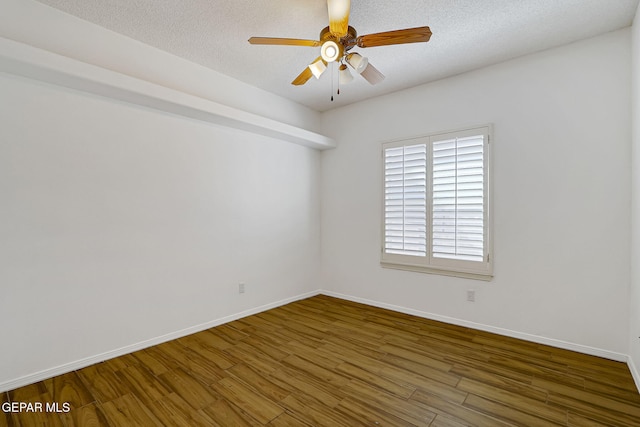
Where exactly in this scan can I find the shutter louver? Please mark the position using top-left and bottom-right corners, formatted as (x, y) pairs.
(432, 134), (484, 262)
(384, 143), (427, 257)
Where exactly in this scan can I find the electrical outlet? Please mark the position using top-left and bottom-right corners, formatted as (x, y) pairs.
(239, 282), (245, 294)
(467, 289), (475, 302)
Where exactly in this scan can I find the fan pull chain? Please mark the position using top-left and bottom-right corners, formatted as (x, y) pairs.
(331, 62), (334, 101)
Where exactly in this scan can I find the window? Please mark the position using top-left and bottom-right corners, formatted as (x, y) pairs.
(382, 125), (492, 280)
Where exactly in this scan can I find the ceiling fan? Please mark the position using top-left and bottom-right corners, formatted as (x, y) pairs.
(248, 0), (432, 87)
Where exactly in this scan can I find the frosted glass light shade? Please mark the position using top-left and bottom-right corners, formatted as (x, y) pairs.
(346, 52), (368, 74)
(309, 58), (327, 79)
(339, 64), (353, 84)
(321, 40), (343, 62)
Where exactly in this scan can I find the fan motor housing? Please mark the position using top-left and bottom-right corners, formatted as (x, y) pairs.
(320, 25), (358, 51)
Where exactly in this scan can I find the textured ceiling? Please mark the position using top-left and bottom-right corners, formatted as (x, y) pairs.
(35, 0), (639, 112)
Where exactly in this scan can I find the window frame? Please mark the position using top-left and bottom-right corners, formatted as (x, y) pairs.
(381, 125), (493, 281)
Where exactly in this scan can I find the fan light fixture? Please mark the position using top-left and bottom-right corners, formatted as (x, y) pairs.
(339, 63), (353, 84)
(321, 40), (343, 62)
(346, 52), (368, 74)
(308, 57), (327, 79)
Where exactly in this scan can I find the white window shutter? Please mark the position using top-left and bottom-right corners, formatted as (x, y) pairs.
(384, 143), (427, 257)
(432, 134), (485, 262)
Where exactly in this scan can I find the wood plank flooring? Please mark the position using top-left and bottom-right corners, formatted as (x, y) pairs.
(2, 295), (640, 426)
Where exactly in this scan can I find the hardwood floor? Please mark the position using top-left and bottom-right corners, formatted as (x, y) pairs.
(2, 295), (640, 426)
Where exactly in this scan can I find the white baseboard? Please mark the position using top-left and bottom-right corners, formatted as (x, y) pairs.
(0, 290), (320, 393)
(321, 290), (630, 363)
(629, 355), (640, 393)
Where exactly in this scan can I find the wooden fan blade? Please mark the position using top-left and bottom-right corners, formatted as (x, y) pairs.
(327, 0), (350, 38)
(249, 37), (321, 47)
(360, 62), (385, 85)
(292, 67), (313, 86)
(357, 26), (432, 48)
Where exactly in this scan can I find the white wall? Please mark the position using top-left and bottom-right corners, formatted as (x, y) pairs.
(630, 2), (640, 386)
(321, 29), (632, 358)
(0, 72), (321, 389)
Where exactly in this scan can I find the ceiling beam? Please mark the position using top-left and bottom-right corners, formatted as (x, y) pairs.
(0, 37), (336, 151)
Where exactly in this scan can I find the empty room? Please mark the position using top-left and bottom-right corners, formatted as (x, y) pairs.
(2, 0), (640, 425)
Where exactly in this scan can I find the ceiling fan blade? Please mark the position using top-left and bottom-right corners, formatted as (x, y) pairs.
(292, 67), (314, 86)
(327, 0), (350, 38)
(292, 57), (327, 85)
(360, 62), (385, 85)
(357, 26), (432, 48)
(249, 37), (321, 47)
